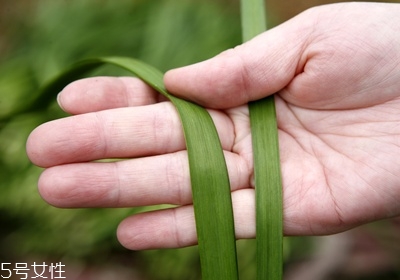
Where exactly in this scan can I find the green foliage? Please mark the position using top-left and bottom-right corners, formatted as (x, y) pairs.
(0, 0), (241, 278)
(34, 55), (240, 279)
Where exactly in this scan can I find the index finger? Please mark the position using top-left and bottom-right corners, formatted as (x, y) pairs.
(58, 77), (163, 114)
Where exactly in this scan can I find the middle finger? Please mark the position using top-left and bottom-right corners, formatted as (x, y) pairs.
(38, 150), (251, 208)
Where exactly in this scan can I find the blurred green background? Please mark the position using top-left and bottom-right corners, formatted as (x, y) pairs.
(0, 0), (399, 279)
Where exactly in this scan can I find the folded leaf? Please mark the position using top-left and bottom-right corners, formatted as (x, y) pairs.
(38, 57), (239, 280)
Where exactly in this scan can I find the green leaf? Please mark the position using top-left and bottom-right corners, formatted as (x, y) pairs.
(240, 0), (266, 42)
(249, 97), (283, 280)
(36, 57), (239, 280)
(240, 0), (284, 279)
(31, 0), (284, 278)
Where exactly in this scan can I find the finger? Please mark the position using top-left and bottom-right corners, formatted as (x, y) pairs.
(27, 102), (234, 167)
(58, 77), (162, 114)
(38, 151), (251, 208)
(163, 13), (310, 109)
(165, 3), (400, 110)
(117, 189), (255, 250)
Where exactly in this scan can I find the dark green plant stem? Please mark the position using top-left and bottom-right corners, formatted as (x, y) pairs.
(240, 0), (284, 279)
(37, 57), (239, 280)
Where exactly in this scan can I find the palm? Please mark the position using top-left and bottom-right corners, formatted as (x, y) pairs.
(271, 95), (400, 235)
(211, 91), (400, 237)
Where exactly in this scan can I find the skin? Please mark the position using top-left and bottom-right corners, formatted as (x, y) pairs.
(26, 2), (400, 250)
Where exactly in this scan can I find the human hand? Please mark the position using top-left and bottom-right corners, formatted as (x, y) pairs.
(27, 2), (400, 250)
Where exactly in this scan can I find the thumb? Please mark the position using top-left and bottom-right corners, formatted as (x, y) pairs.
(163, 15), (310, 109)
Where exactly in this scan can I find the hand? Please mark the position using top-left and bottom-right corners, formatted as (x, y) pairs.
(27, 2), (400, 250)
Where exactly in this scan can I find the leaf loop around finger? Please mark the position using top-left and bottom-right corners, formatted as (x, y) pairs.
(38, 56), (239, 280)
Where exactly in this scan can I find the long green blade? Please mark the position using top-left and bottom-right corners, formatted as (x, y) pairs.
(240, 0), (284, 279)
(249, 97), (283, 279)
(240, 0), (266, 42)
(38, 57), (238, 280)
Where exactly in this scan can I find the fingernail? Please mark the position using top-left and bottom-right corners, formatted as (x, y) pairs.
(56, 92), (65, 111)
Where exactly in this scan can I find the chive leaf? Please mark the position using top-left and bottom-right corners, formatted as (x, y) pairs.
(240, 0), (284, 279)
